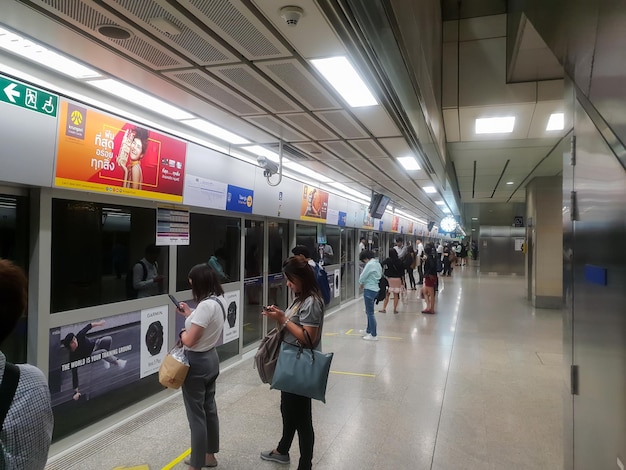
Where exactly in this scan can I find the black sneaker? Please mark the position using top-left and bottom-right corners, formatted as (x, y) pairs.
(260, 450), (290, 464)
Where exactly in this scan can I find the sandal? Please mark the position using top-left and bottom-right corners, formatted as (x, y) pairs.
(378, 309), (386, 313)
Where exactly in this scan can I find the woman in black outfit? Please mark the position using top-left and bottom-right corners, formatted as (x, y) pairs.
(380, 248), (404, 314)
(260, 257), (325, 470)
(422, 246), (438, 314)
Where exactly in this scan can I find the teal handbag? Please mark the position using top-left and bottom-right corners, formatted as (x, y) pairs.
(271, 329), (333, 403)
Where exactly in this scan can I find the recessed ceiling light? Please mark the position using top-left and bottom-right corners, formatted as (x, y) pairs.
(435, 200), (445, 206)
(311, 57), (377, 107)
(442, 208), (451, 213)
(422, 186), (437, 194)
(183, 119), (250, 144)
(506, 181), (514, 185)
(547, 112), (564, 131)
(472, 228), (476, 231)
(0, 27), (101, 79)
(472, 217), (478, 220)
(475, 116), (515, 134)
(397, 156), (420, 171)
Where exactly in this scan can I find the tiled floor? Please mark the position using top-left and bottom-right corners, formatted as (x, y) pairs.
(47, 264), (563, 470)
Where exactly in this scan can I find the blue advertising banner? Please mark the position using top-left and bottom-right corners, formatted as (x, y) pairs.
(338, 211), (347, 226)
(226, 184), (253, 213)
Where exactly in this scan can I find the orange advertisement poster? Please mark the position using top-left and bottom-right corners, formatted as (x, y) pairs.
(55, 100), (187, 202)
(300, 185), (328, 222)
(391, 215), (399, 232)
(408, 222), (414, 234)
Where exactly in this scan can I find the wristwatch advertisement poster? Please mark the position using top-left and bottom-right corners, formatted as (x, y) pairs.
(222, 290), (240, 345)
(139, 305), (168, 379)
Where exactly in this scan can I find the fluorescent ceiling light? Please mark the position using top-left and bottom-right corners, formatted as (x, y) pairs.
(547, 112), (564, 131)
(182, 118), (250, 145)
(283, 161), (333, 183)
(475, 116), (515, 134)
(472, 217), (478, 220)
(397, 156), (420, 171)
(435, 200), (445, 206)
(88, 79), (194, 120)
(442, 208), (451, 213)
(0, 27), (101, 79)
(422, 186), (437, 194)
(506, 181), (514, 185)
(327, 182), (370, 203)
(310, 56), (377, 107)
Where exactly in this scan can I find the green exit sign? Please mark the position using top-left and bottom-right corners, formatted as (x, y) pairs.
(0, 75), (58, 117)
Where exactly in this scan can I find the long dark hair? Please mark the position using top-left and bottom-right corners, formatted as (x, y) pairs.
(282, 256), (321, 302)
(188, 263), (224, 302)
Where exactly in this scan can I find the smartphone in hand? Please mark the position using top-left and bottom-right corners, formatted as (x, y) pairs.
(168, 294), (182, 311)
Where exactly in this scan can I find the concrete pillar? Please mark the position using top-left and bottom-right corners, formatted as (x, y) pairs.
(525, 175), (563, 308)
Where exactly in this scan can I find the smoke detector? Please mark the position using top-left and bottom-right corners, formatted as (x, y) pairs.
(280, 6), (304, 26)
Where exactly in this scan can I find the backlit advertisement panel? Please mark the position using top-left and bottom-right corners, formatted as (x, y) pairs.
(55, 100), (187, 202)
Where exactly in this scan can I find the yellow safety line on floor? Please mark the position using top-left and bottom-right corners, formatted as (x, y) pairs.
(344, 329), (402, 340)
(330, 370), (376, 378)
(161, 447), (190, 470)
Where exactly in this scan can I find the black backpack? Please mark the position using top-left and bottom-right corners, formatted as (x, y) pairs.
(401, 252), (413, 270)
(375, 277), (388, 304)
(125, 260), (147, 299)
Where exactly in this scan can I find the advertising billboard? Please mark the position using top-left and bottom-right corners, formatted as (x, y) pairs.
(55, 100), (187, 202)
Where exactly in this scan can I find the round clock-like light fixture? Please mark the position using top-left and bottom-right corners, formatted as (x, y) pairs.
(440, 215), (457, 233)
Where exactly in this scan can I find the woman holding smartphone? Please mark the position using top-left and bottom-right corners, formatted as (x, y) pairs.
(260, 256), (324, 470)
(177, 263), (226, 470)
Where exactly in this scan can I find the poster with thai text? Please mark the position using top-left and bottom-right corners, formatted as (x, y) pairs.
(55, 100), (187, 202)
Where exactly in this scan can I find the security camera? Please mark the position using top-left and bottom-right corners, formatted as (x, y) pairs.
(280, 6), (304, 26)
(257, 156), (279, 177)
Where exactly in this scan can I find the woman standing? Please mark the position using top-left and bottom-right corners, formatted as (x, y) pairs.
(380, 248), (404, 314)
(261, 257), (325, 470)
(422, 246), (438, 314)
(358, 250), (382, 341)
(177, 264), (226, 470)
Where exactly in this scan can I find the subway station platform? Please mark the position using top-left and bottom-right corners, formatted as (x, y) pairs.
(45, 264), (563, 470)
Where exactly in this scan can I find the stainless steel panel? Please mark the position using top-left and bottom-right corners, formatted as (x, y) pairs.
(478, 226), (525, 276)
(562, 78), (575, 470)
(571, 99), (626, 469)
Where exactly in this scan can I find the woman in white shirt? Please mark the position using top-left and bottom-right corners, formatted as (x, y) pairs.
(178, 264), (226, 470)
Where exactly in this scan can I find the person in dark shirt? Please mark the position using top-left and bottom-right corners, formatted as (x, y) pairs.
(61, 321), (126, 401)
(421, 247), (438, 314)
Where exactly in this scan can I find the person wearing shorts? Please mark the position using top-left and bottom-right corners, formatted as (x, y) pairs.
(422, 246), (438, 314)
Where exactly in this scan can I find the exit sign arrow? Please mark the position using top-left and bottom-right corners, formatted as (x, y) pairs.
(3, 83), (20, 103)
(0, 75), (58, 116)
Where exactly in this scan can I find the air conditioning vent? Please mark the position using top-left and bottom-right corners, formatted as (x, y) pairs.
(267, 143), (310, 161)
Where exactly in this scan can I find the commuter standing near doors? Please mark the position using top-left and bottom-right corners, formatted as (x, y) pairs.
(261, 257), (324, 470)
(177, 263), (226, 470)
(358, 250), (382, 341)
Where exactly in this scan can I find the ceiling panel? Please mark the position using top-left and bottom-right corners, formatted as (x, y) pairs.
(242, 115), (308, 141)
(164, 69), (265, 115)
(209, 64), (302, 113)
(280, 113), (338, 140)
(183, 0), (292, 60)
(107, 0), (240, 65)
(256, 59), (340, 110)
(315, 111), (369, 139)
